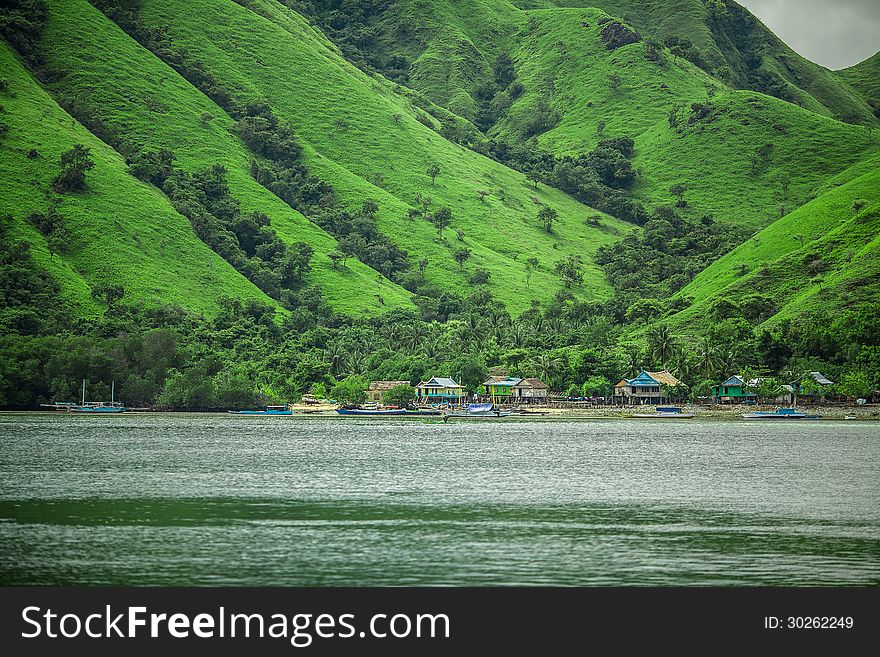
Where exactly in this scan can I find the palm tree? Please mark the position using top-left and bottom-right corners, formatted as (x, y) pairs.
(506, 322), (528, 349)
(647, 324), (677, 366)
(324, 343), (348, 378)
(670, 346), (693, 383)
(529, 353), (562, 386)
(402, 323), (428, 352)
(696, 337), (721, 379)
(347, 349), (367, 375)
(459, 314), (484, 349)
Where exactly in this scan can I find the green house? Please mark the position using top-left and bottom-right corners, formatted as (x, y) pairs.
(482, 376), (522, 400)
(711, 376), (757, 403)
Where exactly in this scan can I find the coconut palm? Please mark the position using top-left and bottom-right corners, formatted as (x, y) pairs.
(402, 322), (428, 352)
(529, 353), (563, 386)
(695, 337), (722, 379)
(647, 324), (677, 366)
(324, 342), (348, 378)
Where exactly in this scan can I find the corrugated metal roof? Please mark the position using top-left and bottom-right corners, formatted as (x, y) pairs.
(418, 377), (461, 388)
(514, 378), (548, 389)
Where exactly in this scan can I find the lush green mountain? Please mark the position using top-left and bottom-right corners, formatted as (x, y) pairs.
(301, 0), (877, 229)
(1, 0), (878, 408)
(837, 51), (880, 118)
(551, 0), (878, 124)
(0, 41), (274, 319)
(666, 152), (880, 329)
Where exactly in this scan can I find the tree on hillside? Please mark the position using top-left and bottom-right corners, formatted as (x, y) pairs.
(852, 199), (867, 215)
(596, 120), (606, 134)
(538, 206), (557, 232)
(836, 370), (871, 400)
(432, 206), (452, 237)
(669, 183), (688, 208)
(524, 256), (539, 289)
(427, 164), (440, 185)
(553, 254), (584, 288)
(91, 283), (125, 307)
(453, 246), (471, 268)
(608, 74), (621, 92)
(527, 170), (541, 189)
(53, 144), (95, 193)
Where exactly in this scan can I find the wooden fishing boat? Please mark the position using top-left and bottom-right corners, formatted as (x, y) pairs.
(742, 408), (820, 420)
(228, 405), (293, 416)
(336, 408), (408, 416)
(631, 406), (694, 419)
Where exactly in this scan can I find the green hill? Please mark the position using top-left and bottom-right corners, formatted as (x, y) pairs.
(33, 0), (413, 318)
(837, 51), (880, 118)
(551, 0), (878, 125)
(92, 0), (634, 315)
(301, 0), (878, 230)
(0, 41), (274, 318)
(665, 152), (880, 329)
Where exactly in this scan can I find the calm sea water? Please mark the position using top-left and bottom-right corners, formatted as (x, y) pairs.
(0, 413), (878, 586)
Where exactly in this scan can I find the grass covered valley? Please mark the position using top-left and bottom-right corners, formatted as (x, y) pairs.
(0, 0), (878, 409)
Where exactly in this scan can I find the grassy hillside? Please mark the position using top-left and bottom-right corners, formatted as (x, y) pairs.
(301, 1), (878, 231)
(838, 51), (880, 118)
(496, 7), (877, 227)
(664, 151), (880, 329)
(0, 41), (275, 318)
(38, 0), (414, 317)
(550, 0), (878, 125)
(120, 0), (635, 315)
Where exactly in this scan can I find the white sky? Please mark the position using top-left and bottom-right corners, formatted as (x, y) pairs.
(738, 0), (880, 70)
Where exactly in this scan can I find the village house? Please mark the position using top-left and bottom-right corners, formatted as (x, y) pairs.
(416, 376), (463, 403)
(613, 370), (681, 405)
(711, 375), (757, 404)
(481, 376), (522, 402)
(790, 371), (834, 402)
(366, 380), (410, 403)
(481, 376), (550, 403)
(512, 377), (549, 402)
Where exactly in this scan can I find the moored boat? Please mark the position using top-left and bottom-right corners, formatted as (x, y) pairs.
(42, 379), (127, 413)
(228, 405), (293, 416)
(741, 408), (820, 420)
(336, 408), (408, 416)
(631, 406), (694, 419)
(443, 403), (512, 420)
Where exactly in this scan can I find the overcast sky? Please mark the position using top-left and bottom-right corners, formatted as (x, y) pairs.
(738, 0), (880, 70)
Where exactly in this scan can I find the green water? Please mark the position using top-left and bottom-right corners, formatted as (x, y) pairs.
(1, 413), (878, 586)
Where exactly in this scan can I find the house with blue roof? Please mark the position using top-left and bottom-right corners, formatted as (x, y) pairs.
(613, 369), (681, 404)
(416, 376), (463, 403)
(711, 375), (757, 403)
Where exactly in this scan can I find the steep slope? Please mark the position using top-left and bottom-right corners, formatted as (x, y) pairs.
(0, 42), (274, 318)
(550, 0), (878, 125)
(496, 6), (877, 227)
(301, 1), (878, 230)
(838, 51), (880, 119)
(664, 151), (880, 329)
(117, 0), (635, 315)
(37, 0), (414, 317)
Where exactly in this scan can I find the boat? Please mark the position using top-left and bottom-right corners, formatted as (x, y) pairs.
(631, 406), (694, 419)
(405, 408), (443, 416)
(443, 403), (512, 420)
(336, 408), (408, 416)
(42, 379), (127, 413)
(741, 408), (821, 420)
(228, 405), (293, 416)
